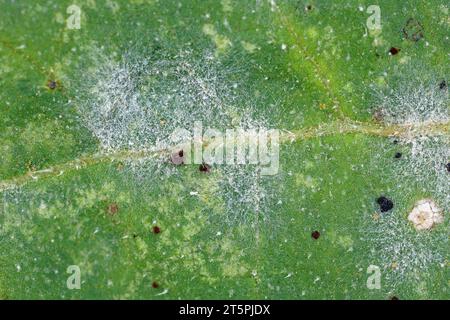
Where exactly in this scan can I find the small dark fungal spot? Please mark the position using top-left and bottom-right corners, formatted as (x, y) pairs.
(446, 163), (450, 172)
(152, 281), (159, 289)
(394, 152), (402, 159)
(152, 226), (161, 234)
(390, 296), (399, 300)
(170, 149), (184, 165)
(393, 139), (398, 145)
(199, 163), (211, 173)
(439, 80), (447, 90)
(305, 4), (313, 11)
(389, 47), (400, 55)
(311, 230), (320, 240)
(402, 18), (424, 42)
(107, 203), (119, 215)
(377, 196), (394, 213)
(47, 80), (57, 90)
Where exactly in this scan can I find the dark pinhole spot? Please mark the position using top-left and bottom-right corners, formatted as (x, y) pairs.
(132, 234), (138, 239)
(394, 152), (402, 159)
(389, 47), (400, 55)
(446, 163), (450, 172)
(376, 196), (394, 212)
(152, 226), (161, 234)
(311, 230), (320, 240)
(439, 80), (447, 90)
(390, 296), (399, 300)
(305, 4), (313, 11)
(152, 281), (159, 289)
(47, 80), (57, 90)
(178, 150), (184, 157)
(393, 139), (398, 144)
(107, 203), (119, 215)
(402, 18), (424, 42)
(199, 163), (211, 173)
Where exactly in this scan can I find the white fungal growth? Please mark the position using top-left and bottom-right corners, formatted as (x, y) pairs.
(379, 82), (449, 126)
(408, 199), (444, 231)
(70, 47), (278, 227)
(366, 72), (449, 288)
(73, 48), (265, 152)
(374, 75), (449, 210)
(365, 210), (447, 287)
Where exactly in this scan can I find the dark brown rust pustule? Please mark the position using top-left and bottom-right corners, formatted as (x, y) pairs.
(199, 163), (211, 173)
(152, 226), (161, 234)
(311, 230), (320, 240)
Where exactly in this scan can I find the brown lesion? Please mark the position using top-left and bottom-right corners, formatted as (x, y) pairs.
(107, 202), (119, 215)
(152, 226), (161, 234)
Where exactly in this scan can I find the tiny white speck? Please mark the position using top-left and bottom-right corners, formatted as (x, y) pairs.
(156, 289), (169, 296)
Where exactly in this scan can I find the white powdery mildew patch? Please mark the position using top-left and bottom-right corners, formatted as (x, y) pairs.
(73, 48), (266, 151)
(374, 77), (449, 206)
(220, 165), (276, 226)
(379, 82), (449, 126)
(379, 79), (449, 205)
(382, 80), (449, 210)
(365, 212), (447, 286)
(72, 48), (278, 226)
(366, 78), (449, 287)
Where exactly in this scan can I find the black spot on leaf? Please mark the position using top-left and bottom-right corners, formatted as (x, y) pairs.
(311, 230), (320, 240)
(47, 80), (57, 90)
(377, 196), (394, 212)
(394, 152), (402, 159)
(199, 163), (211, 173)
(152, 226), (161, 234)
(389, 47), (400, 55)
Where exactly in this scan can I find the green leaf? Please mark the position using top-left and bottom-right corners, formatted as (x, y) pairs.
(0, 0), (448, 299)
